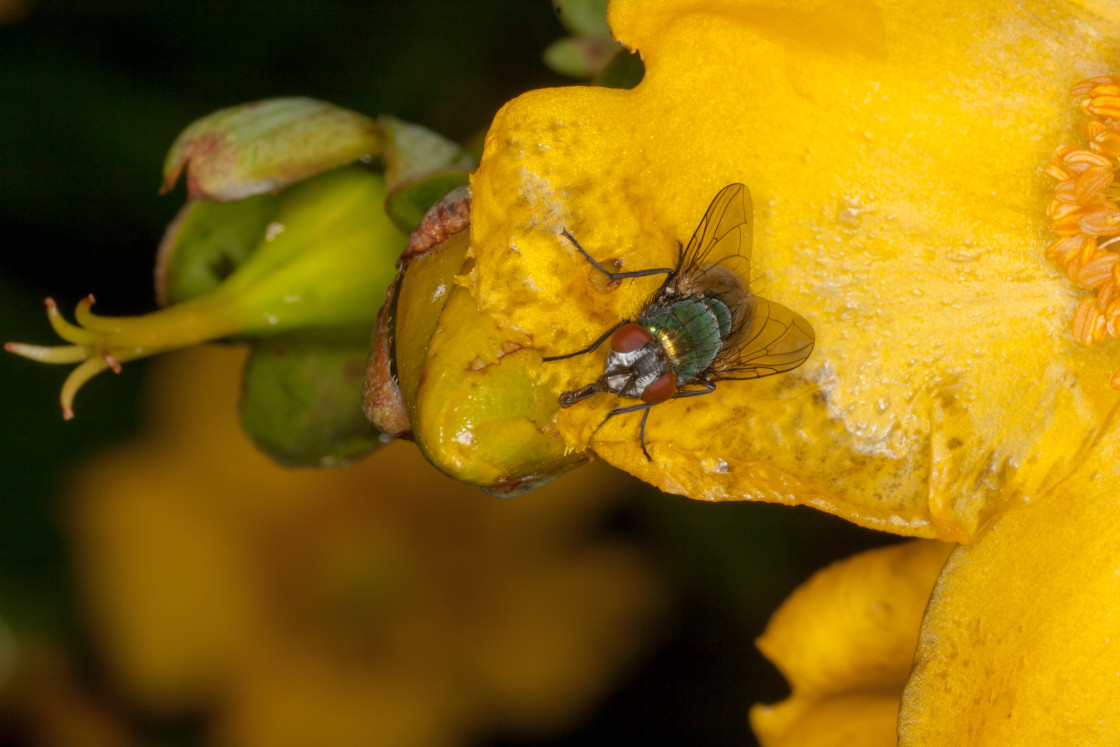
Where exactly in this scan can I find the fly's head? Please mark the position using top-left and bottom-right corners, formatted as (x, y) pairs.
(558, 323), (677, 408)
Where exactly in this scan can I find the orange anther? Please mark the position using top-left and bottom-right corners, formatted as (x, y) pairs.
(1070, 76), (1120, 96)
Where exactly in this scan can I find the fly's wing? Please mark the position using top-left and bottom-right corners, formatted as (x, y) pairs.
(661, 183), (752, 300)
(710, 296), (815, 380)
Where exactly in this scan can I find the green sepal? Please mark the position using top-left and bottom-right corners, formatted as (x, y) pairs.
(161, 98), (383, 201)
(594, 49), (645, 89)
(155, 193), (278, 307)
(381, 115), (475, 190)
(380, 115), (475, 234)
(240, 340), (386, 467)
(552, 0), (612, 40)
(543, 36), (623, 79)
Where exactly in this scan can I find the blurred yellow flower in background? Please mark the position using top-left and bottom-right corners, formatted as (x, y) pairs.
(67, 346), (668, 747)
(899, 476), (1120, 743)
(0, 637), (136, 747)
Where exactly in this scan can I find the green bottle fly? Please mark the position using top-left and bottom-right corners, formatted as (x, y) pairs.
(544, 183), (816, 461)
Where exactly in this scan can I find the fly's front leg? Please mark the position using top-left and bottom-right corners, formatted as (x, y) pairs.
(544, 229), (673, 363)
(560, 230), (674, 282)
(604, 401), (657, 462)
(541, 320), (625, 362)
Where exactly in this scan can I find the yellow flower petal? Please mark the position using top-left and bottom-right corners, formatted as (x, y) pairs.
(457, 0), (1120, 538)
(753, 696), (901, 747)
(898, 443), (1120, 743)
(394, 230), (585, 488)
(751, 540), (952, 746)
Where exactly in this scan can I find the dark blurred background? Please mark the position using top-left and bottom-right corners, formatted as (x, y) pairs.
(0, 1), (893, 744)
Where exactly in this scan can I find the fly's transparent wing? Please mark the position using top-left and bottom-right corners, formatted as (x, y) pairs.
(661, 183), (752, 300)
(652, 183), (815, 381)
(711, 296), (815, 380)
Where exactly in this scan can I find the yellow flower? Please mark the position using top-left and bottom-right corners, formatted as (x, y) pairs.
(393, 3), (1120, 738)
(750, 540), (952, 746)
(393, 0), (1120, 541)
(68, 346), (668, 746)
(753, 469), (1120, 743)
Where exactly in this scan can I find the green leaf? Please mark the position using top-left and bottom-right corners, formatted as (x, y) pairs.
(594, 49), (645, 89)
(155, 193), (278, 307)
(384, 171), (471, 234)
(162, 98), (382, 201)
(552, 0), (612, 40)
(380, 115), (475, 192)
(379, 116), (475, 234)
(543, 36), (622, 78)
(240, 340), (386, 467)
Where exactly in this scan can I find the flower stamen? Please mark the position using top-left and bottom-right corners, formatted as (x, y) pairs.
(1047, 75), (1120, 387)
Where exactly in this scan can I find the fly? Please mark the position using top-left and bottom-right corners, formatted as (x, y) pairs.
(543, 183), (815, 461)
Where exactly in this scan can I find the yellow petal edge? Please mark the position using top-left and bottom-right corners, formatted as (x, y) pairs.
(751, 540), (952, 747)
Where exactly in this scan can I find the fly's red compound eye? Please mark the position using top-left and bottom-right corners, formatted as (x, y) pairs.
(641, 371), (676, 403)
(610, 323), (653, 353)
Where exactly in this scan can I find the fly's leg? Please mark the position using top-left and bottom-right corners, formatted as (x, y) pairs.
(543, 229), (671, 363)
(541, 320), (625, 362)
(672, 380), (716, 399)
(604, 380), (718, 461)
(604, 401), (657, 461)
(561, 230), (674, 282)
(637, 407), (653, 461)
(558, 379), (606, 407)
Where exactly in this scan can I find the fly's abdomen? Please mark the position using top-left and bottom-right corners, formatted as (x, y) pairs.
(641, 297), (731, 383)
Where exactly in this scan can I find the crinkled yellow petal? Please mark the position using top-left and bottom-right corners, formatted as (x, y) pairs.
(465, 0), (1120, 539)
(751, 540), (952, 746)
(898, 439), (1120, 743)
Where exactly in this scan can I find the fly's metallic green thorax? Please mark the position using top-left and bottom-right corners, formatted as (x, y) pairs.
(639, 296), (735, 383)
(542, 183), (816, 462)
